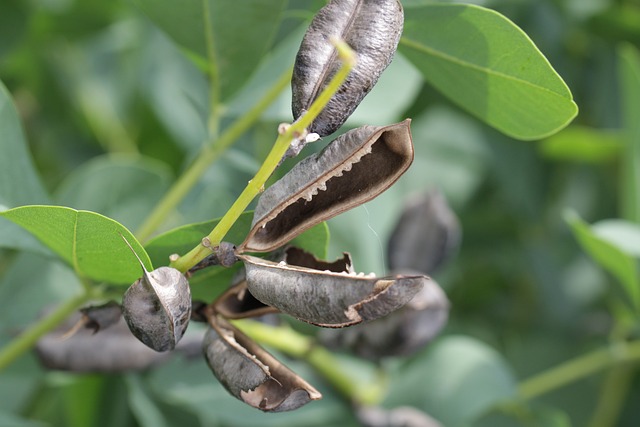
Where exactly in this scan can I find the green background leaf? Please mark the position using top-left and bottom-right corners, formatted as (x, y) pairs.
(400, 4), (578, 140)
(131, 0), (287, 101)
(565, 211), (640, 309)
(1, 206), (151, 284)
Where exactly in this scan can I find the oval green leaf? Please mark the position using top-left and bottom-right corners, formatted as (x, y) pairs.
(400, 4), (578, 140)
(565, 210), (640, 310)
(131, 0), (287, 101)
(0, 206), (151, 284)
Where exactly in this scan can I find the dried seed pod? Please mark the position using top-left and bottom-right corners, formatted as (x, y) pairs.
(122, 247), (192, 352)
(388, 189), (461, 274)
(319, 276), (449, 359)
(36, 310), (172, 372)
(292, 0), (404, 136)
(239, 120), (413, 253)
(240, 254), (425, 327)
(214, 279), (279, 320)
(202, 316), (321, 412)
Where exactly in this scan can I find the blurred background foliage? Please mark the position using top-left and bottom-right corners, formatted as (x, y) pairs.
(1, 0), (640, 426)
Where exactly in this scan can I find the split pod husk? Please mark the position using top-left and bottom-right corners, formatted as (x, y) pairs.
(122, 243), (192, 352)
(238, 119), (413, 253)
(292, 0), (404, 136)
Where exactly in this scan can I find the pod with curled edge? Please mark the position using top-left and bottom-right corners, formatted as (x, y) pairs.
(202, 315), (321, 412)
(238, 120), (413, 254)
(239, 253), (426, 328)
(292, 0), (404, 136)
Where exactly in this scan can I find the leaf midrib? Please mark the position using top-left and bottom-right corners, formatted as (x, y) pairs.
(399, 36), (572, 102)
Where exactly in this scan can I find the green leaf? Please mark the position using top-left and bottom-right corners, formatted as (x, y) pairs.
(618, 44), (640, 223)
(539, 126), (622, 163)
(565, 211), (640, 309)
(400, 4), (578, 140)
(0, 206), (151, 284)
(591, 219), (640, 258)
(385, 336), (517, 426)
(0, 79), (51, 255)
(131, 0), (287, 101)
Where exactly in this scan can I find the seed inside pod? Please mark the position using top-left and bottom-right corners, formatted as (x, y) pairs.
(238, 120), (413, 253)
(202, 315), (321, 412)
(240, 253), (426, 328)
(292, 0), (404, 136)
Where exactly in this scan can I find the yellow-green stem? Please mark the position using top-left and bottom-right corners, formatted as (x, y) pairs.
(171, 39), (356, 272)
(518, 340), (640, 399)
(135, 68), (292, 243)
(232, 319), (385, 406)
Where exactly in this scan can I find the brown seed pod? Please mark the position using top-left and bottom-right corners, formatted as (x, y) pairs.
(202, 315), (321, 412)
(319, 276), (449, 359)
(292, 0), (404, 136)
(240, 254), (425, 328)
(214, 279), (279, 320)
(122, 244), (192, 352)
(388, 189), (461, 274)
(238, 120), (413, 253)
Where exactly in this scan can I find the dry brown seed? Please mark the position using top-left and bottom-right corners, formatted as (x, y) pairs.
(202, 315), (321, 412)
(239, 120), (413, 253)
(121, 243), (191, 352)
(240, 254), (425, 328)
(292, 0), (404, 136)
(388, 189), (461, 274)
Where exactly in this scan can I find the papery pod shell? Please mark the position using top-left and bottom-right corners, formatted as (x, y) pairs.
(240, 254), (425, 327)
(36, 310), (174, 372)
(292, 0), (404, 136)
(214, 280), (279, 320)
(122, 266), (191, 352)
(202, 316), (321, 412)
(319, 276), (449, 359)
(239, 120), (413, 253)
(388, 189), (461, 274)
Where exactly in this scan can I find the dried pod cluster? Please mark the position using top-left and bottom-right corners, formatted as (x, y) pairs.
(42, 0), (452, 415)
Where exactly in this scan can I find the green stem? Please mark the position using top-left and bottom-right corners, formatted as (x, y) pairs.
(135, 68), (292, 243)
(0, 291), (94, 371)
(518, 340), (640, 399)
(171, 39), (356, 272)
(588, 364), (635, 427)
(232, 319), (385, 406)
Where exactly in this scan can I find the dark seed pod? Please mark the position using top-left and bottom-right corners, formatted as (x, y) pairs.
(202, 315), (321, 412)
(240, 253), (425, 328)
(214, 279), (279, 320)
(388, 189), (461, 274)
(238, 120), (413, 253)
(319, 276), (449, 359)
(122, 247), (192, 352)
(292, 0), (404, 136)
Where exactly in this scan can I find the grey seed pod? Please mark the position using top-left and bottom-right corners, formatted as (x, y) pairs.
(202, 316), (321, 412)
(122, 245), (192, 352)
(239, 120), (413, 253)
(292, 0), (404, 136)
(214, 279), (279, 320)
(388, 189), (461, 274)
(319, 276), (449, 359)
(35, 310), (171, 372)
(240, 254), (425, 328)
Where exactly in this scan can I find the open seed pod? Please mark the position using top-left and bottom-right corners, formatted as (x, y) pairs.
(122, 249), (192, 352)
(238, 120), (413, 253)
(319, 276), (449, 359)
(388, 189), (461, 275)
(240, 252), (426, 328)
(292, 0), (404, 136)
(214, 279), (279, 320)
(202, 315), (321, 412)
